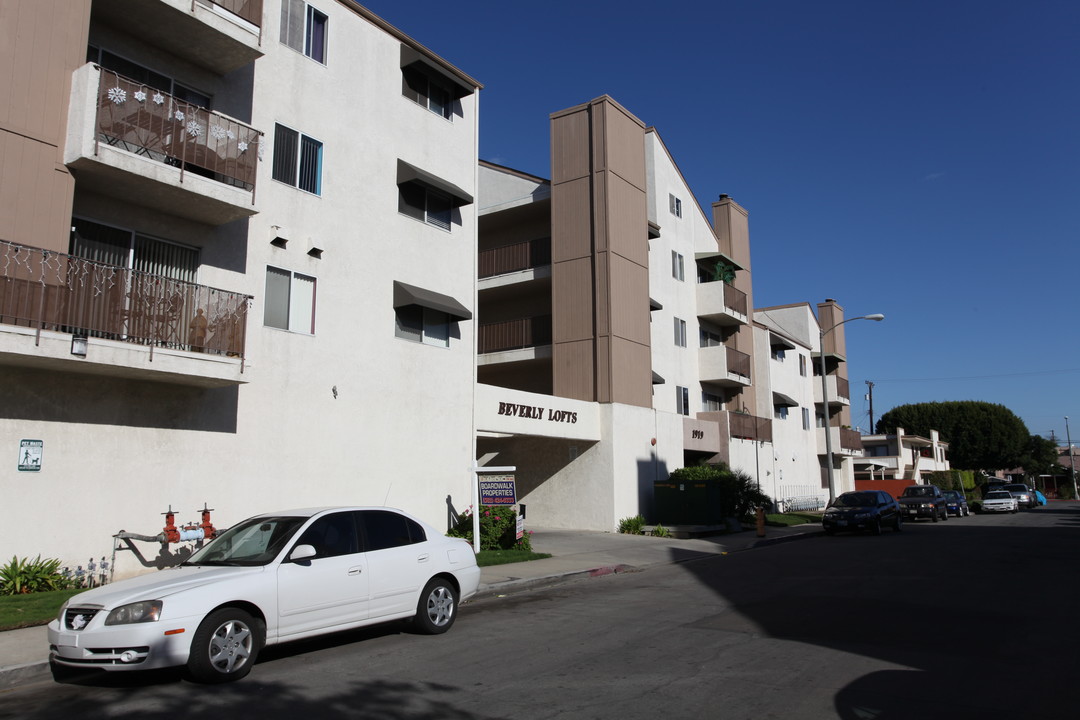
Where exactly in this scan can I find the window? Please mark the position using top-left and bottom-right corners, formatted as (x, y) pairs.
(281, 0), (327, 64)
(264, 266), (316, 334)
(671, 251), (684, 281)
(395, 305), (450, 347)
(399, 182), (452, 230)
(774, 405), (788, 420)
(702, 391), (724, 412)
(771, 347), (786, 361)
(273, 124), (323, 195)
(402, 65), (452, 119)
(802, 407), (811, 430)
(295, 512), (358, 559)
(87, 46), (211, 108)
(360, 510), (425, 552)
(700, 327), (724, 347)
(669, 193), (682, 218)
(674, 317), (687, 347)
(676, 386), (690, 416)
(71, 218), (198, 283)
(799, 354), (807, 376)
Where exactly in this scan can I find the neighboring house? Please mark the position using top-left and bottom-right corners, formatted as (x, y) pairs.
(855, 427), (951, 493)
(1, 0), (480, 577)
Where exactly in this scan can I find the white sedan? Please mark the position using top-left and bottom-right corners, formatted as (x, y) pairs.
(981, 490), (1019, 514)
(48, 507), (481, 683)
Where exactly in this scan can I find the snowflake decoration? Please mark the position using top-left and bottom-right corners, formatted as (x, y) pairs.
(237, 140), (248, 153)
(152, 92), (165, 105)
(226, 129), (236, 140)
(186, 120), (203, 138)
(174, 110), (185, 123)
(107, 86), (127, 104)
(210, 125), (227, 141)
(134, 90), (146, 103)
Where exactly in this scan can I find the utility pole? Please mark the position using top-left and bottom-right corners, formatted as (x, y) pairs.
(865, 380), (876, 432)
(1066, 417), (1078, 501)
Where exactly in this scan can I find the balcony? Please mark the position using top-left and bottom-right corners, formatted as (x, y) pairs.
(728, 412), (773, 443)
(698, 345), (751, 386)
(66, 65), (262, 226)
(813, 375), (851, 406)
(91, 0), (264, 75)
(0, 240), (251, 387)
(478, 316), (552, 355)
(479, 239), (551, 279)
(817, 426), (864, 456)
(696, 280), (748, 327)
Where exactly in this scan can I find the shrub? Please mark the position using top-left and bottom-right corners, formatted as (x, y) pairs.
(651, 523), (671, 538)
(617, 515), (646, 535)
(666, 463), (772, 521)
(447, 506), (533, 552)
(0, 556), (77, 596)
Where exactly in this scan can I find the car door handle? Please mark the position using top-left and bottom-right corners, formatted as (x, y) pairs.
(417, 554), (430, 563)
(348, 566), (362, 575)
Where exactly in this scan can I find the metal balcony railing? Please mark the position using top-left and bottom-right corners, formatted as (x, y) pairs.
(93, 67), (262, 197)
(840, 427), (863, 451)
(727, 346), (751, 379)
(478, 315), (552, 354)
(723, 283), (748, 316)
(479, 238), (551, 278)
(0, 240), (251, 358)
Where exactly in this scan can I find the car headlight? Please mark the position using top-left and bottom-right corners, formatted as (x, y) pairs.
(105, 600), (163, 626)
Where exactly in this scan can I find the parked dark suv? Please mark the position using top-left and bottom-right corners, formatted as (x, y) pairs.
(822, 490), (903, 535)
(897, 484), (949, 522)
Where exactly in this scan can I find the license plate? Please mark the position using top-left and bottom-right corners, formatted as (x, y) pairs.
(837, 520), (848, 526)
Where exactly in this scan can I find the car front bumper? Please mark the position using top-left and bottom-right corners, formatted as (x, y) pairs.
(48, 615), (197, 671)
(982, 503), (1015, 513)
(899, 505), (937, 518)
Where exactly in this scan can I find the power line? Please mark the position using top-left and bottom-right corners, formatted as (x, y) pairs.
(877, 368), (1080, 383)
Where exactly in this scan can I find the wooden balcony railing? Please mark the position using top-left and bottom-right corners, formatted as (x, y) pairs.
(94, 68), (262, 197)
(729, 412), (773, 443)
(0, 240), (251, 358)
(727, 346), (751, 379)
(478, 315), (552, 354)
(723, 283), (748, 316)
(479, 238), (551, 278)
(840, 427), (863, 451)
(202, 0), (263, 27)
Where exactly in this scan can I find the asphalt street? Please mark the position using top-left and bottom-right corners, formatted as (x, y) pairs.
(1, 505), (1077, 719)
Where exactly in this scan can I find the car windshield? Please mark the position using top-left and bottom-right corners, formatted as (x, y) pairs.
(943, 491), (959, 500)
(185, 516), (308, 567)
(831, 492), (878, 508)
(985, 491), (1011, 499)
(901, 487), (933, 497)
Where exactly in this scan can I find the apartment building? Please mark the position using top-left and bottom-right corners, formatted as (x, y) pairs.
(857, 427), (951, 482)
(476, 96), (778, 530)
(1, 0), (480, 577)
(755, 301), (866, 504)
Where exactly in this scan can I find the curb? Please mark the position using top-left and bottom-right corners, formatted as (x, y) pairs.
(0, 661), (49, 690)
(471, 564), (638, 600)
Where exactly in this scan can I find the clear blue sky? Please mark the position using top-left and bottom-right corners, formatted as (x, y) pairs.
(362, 0), (1080, 442)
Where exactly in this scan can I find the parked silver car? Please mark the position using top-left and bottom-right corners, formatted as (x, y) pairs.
(981, 490), (1018, 513)
(1003, 483), (1036, 509)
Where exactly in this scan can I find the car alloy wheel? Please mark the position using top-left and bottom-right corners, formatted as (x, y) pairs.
(414, 578), (458, 634)
(186, 608), (262, 684)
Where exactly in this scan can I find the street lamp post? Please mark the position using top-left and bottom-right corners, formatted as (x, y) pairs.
(820, 313), (885, 503)
(1066, 417), (1078, 501)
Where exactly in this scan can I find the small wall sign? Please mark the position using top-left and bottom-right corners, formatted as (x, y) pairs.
(18, 439), (43, 472)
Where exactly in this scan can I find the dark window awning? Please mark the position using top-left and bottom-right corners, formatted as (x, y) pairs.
(397, 160), (473, 207)
(652, 371), (666, 385)
(769, 332), (796, 350)
(772, 391), (799, 407)
(400, 45), (475, 99)
(393, 280), (472, 321)
(650, 297), (663, 311)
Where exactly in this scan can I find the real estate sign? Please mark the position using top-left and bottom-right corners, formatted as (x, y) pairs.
(480, 475), (516, 506)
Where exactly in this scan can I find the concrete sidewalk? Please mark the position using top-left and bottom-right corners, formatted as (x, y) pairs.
(0, 522), (821, 689)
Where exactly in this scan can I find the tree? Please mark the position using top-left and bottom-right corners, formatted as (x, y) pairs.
(875, 401), (1029, 471)
(1017, 434), (1059, 479)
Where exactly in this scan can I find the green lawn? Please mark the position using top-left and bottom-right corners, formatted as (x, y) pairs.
(475, 549), (551, 567)
(764, 511), (822, 526)
(0, 588), (82, 631)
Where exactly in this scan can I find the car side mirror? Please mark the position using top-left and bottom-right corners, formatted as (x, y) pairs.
(289, 544), (317, 562)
